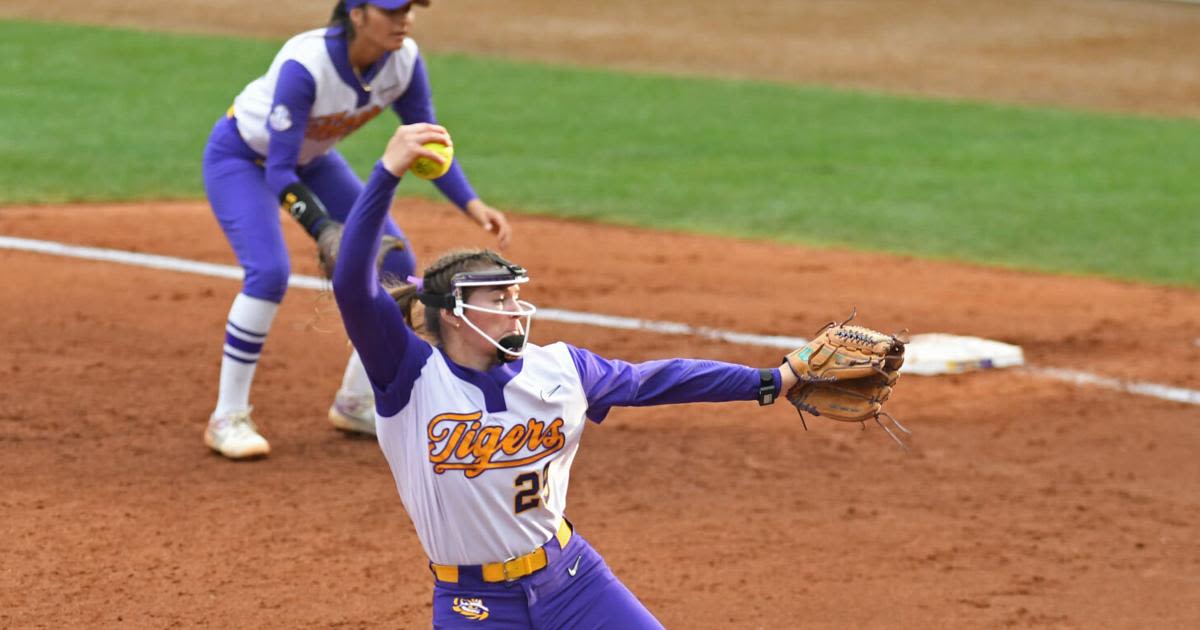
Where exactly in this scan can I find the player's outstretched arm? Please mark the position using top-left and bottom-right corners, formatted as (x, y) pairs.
(333, 123), (451, 386)
(567, 345), (785, 423)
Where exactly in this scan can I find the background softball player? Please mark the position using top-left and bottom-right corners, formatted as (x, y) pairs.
(201, 0), (510, 459)
(332, 123), (804, 628)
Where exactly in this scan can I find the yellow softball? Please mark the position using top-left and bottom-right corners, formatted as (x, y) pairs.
(410, 142), (454, 180)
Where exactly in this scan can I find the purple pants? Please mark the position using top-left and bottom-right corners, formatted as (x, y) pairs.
(432, 530), (664, 629)
(202, 117), (415, 303)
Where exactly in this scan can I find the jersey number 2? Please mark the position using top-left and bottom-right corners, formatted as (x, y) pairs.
(513, 464), (551, 514)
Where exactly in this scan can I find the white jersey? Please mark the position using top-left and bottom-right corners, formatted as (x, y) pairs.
(231, 28), (420, 166)
(376, 342), (589, 566)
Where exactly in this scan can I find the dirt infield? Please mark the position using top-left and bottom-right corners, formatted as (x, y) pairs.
(3, 203), (1199, 628)
(3, 1), (1200, 628)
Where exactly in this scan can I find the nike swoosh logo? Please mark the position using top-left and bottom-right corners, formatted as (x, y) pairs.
(567, 555), (582, 577)
(540, 385), (562, 403)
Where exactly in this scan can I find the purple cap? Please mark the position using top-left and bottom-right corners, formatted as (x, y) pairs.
(345, 0), (429, 10)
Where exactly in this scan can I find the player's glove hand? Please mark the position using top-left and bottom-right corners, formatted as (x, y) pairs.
(315, 222), (405, 279)
(783, 312), (910, 447)
(316, 222), (344, 279)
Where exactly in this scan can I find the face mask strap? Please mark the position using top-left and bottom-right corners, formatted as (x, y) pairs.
(448, 268), (529, 316)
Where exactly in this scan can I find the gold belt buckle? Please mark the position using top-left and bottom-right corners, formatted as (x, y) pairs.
(501, 559), (516, 582)
(502, 549), (541, 582)
(500, 554), (522, 582)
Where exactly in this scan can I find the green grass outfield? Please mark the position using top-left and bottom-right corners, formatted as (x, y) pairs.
(2, 20), (1197, 286)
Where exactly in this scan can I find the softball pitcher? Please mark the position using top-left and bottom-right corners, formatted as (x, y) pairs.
(202, 0), (510, 459)
(332, 123), (803, 628)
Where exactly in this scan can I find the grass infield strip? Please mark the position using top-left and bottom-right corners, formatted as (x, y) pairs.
(1, 20), (1198, 287)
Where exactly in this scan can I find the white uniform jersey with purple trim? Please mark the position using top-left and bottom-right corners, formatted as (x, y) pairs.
(232, 28), (419, 166)
(376, 342), (587, 566)
(334, 164), (774, 568)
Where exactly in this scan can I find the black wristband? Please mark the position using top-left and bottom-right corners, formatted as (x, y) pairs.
(756, 368), (777, 406)
(280, 182), (331, 239)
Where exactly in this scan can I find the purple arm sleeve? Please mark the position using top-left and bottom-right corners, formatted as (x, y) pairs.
(332, 162), (433, 416)
(391, 55), (479, 210)
(264, 60), (315, 196)
(566, 345), (782, 423)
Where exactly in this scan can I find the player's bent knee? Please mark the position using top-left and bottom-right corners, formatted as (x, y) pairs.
(242, 263), (291, 303)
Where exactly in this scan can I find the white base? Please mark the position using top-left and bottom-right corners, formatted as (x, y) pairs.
(902, 333), (1025, 375)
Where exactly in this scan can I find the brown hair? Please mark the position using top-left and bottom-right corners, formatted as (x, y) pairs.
(387, 248), (519, 345)
(329, 1), (356, 40)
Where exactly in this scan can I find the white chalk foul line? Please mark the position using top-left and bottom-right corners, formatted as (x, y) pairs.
(0, 234), (803, 346)
(3, 234), (1198, 407)
(0, 235), (327, 291)
(1028, 367), (1200, 406)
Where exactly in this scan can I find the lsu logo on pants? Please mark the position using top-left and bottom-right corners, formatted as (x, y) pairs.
(452, 597), (490, 621)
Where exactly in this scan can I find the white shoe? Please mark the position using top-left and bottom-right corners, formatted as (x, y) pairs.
(205, 408), (270, 459)
(328, 390), (376, 436)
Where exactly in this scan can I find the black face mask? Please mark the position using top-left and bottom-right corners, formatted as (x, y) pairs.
(497, 334), (525, 363)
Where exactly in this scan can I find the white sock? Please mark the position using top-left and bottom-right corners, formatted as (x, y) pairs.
(214, 293), (279, 417)
(340, 350), (374, 398)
